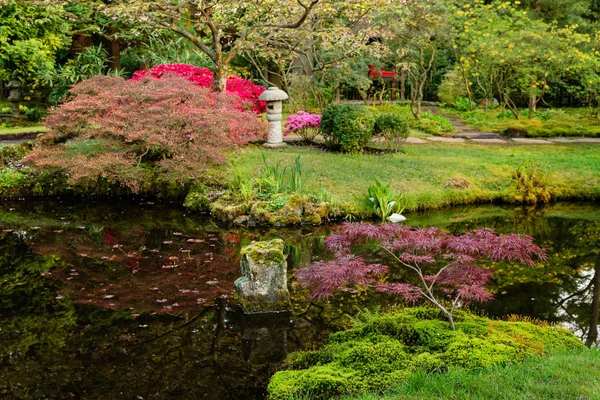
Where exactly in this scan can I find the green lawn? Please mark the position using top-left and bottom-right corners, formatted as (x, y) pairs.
(227, 142), (600, 215)
(344, 349), (600, 400)
(0, 125), (48, 135)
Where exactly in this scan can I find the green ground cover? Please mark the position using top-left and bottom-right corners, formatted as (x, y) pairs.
(342, 348), (600, 400)
(267, 307), (586, 400)
(0, 125), (48, 135)
(446, 108), (600, 138)
(224, 142), (600, 218)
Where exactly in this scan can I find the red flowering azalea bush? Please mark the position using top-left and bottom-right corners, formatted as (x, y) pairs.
(284, 111), (321, 141)
(132, 64), (266, 113)
(296, 223), (546, 329)
(26, 75), (267, 193)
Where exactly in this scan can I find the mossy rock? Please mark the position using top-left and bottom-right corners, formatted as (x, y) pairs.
(268, 307), (585, 399)
(239, 239), (286, 265)
(183, 185), (210, 212)
(235, 239), (291, 313)
(210, 196), (252, 221)
(250, 194), (329, 226)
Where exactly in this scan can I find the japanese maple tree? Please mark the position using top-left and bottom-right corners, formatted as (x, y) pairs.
(296, 223), (547, 330)
(26, 74), (266, 193)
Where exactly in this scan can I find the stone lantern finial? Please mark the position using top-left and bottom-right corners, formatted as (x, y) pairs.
(259, 87), (289, 148)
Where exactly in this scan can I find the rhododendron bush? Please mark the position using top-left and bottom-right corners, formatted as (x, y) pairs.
(283, 111), (321, 141)
(296, 223), (546, 330)
(132, 64), (266, 113)
(26, 75), (267, 193)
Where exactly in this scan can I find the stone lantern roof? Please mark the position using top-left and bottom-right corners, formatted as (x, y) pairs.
(258, 86), (288, 102)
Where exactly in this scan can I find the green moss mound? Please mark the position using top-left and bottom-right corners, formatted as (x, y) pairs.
(268, 308), (584, 400)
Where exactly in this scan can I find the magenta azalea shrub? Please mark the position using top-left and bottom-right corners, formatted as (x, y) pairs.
(296, 223), (546, 329)
(132, 64), (266, 113)
(283, 111), (321, 141)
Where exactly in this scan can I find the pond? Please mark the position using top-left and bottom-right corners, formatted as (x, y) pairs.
(1, 199), (598, 399)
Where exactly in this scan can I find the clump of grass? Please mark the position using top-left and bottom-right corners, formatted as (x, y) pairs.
(342, 349), (600, 400)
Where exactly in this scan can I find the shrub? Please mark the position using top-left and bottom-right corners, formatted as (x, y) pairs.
(24, 107), (46, 123)
(25, 75), (266, 193)
(415, 112), (455, 136)
(132, 63), (266, 113)
(437, 70), (467, 106)
(506, 163), (551, 204)
(452, 96), (475, 112)
(284, 111), (321, 141)
(373, 113), (409, 149)
(267, 308), (584, 400)
(320, 104), (375, 153)
(0, 168), (29, 197)
(0, 142), (33, 169)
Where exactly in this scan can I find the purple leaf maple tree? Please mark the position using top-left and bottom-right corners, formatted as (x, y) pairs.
(296, 223), (547, 330)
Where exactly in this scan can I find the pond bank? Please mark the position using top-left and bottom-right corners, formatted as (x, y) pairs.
(1, 141), (599, 226)
(198, 142), (600, 225)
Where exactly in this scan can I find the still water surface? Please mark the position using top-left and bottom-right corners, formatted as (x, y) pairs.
(1, 200), (598, 399)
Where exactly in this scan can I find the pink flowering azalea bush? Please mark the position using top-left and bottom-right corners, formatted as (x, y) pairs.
(132, 64), (266, 113)
(283, 111), (322, 141)
(296, 223), (546, 330)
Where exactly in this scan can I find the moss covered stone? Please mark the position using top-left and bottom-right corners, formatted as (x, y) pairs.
(183, 185), (210, 212)
(249, 194), (329, 226)
(235, 239), (291, 313)
(267, 307), (585, 400)
(209, 195), (252, 221)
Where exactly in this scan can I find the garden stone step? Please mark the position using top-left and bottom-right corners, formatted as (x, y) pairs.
(511, 138), (554, 144)
(406, 137), (428, 144)
(426, 137), (466, 143)
(455, 132), (499, 139)
(550, 138), (600, 143)
(469, 138), (507, 144)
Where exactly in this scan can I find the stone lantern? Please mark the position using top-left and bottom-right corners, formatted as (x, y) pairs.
(6, 77), (22, 117)
(258, 86), (288, 148)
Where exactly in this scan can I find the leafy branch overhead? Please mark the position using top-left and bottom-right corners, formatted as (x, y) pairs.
(296, 223), (547, 330)
(103, 0), (322, 91)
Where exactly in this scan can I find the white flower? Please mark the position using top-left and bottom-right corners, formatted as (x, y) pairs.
(386, 213), (406, 223)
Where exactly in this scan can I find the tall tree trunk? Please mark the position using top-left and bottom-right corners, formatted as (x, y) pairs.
(214, 63), (228, 92)
(109, 38), (121, 71)
(528, 94), (536, 119)
(400, 69), (406, 101)
(586, 252), (600, 347)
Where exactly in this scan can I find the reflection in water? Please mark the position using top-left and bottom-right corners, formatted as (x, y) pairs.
(232, 311), (291, 364)
(0, 199), (599, 398)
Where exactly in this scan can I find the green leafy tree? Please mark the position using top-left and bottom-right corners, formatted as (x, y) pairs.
(376, 0), (452, 118)
(103, 0), (322, 92)
(0, 1), (71, 88)
(452, 0), (593, 118)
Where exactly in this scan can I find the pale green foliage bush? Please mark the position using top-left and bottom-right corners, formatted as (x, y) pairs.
(437, 70), (467, 106)
(373, 113), (409, 149)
